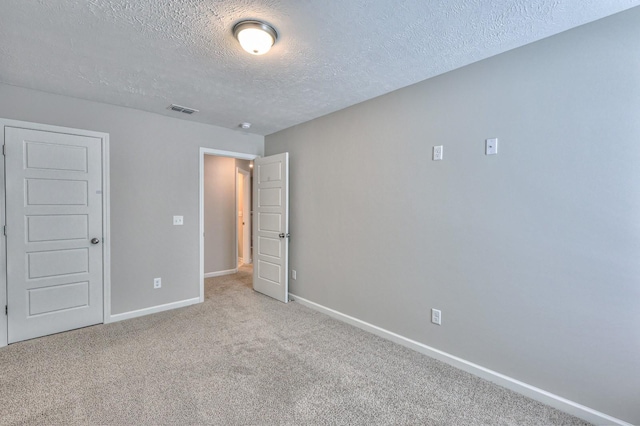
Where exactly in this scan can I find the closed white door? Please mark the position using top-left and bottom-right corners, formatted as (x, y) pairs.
(5, 127), (104, 343)
(253, 153), (289, 303)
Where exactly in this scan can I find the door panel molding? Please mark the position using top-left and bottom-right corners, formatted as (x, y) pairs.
(0, 118), (110, 347)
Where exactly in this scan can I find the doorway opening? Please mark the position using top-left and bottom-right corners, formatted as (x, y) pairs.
(199, 148), (258, 302)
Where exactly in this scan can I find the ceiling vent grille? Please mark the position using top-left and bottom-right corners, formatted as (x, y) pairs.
(168, 104), (199, 115)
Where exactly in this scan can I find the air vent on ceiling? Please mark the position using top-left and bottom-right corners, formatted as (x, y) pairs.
(168, 104), (199, 115)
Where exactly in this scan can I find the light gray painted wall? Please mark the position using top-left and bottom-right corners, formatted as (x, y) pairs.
(203, 155), (236, 273)
(0, 83), (263, 315)
(266, 8), (640, 424)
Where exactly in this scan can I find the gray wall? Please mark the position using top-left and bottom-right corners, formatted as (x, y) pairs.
(203, 155), (236, 273)
(266, 8), (640, 424)
(0, 83), (263, 315)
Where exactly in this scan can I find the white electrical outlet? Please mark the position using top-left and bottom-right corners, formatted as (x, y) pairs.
(291, 270), (297, 280)
(431, 308), (441, 325)
(485, 138), (498, 155)
(154, 277), (162, 289)
(433, 145), (443, 161)
(173, 216), (184, 225)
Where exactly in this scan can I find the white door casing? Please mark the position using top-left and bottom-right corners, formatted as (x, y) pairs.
(236, 169), (244, 264)
(244, 170), (251, 264)
(237, 167), (251, 264)
(253, 152), (289, 303)
(5, 126), (105, 343)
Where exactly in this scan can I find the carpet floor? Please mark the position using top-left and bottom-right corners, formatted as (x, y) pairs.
(0, 265), (589, 425)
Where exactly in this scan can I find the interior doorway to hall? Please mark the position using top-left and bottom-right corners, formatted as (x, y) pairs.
(200, 149), (290, 305)
(200, 150), (256, 292)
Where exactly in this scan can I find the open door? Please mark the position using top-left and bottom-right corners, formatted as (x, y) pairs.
(253, 152), (289, 303)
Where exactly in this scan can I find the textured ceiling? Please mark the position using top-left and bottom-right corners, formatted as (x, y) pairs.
(1, 1), (639, 135)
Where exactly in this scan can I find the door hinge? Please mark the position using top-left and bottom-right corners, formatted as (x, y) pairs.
(2, 145), (5, 156)
(3, 225), (5, 236)
(5, 305), (7, 316)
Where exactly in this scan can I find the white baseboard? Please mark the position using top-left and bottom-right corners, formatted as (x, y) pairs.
(204, 268), (237, 278)
(107, 297), (201, 323)
(289, 293), (631, 426)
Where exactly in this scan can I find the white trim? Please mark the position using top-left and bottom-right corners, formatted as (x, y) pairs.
(204, 268), (238, 278)
(0, 118), (111, 346)
(289, 293), (632, 426)
(109, 297), (200, 323)
(200, 148), (257, 161)
(234, 168), (239, 276)
(244, 167), (252, 264)
(236, 167), (251, 270)
(0, 123), (7, 347)
(101, 131), (112, 324)
(200, 148), (259, 304)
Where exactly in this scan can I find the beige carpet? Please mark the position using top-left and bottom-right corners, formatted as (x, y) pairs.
(0, 265), (589, 425)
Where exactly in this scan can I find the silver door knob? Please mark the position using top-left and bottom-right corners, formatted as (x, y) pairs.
(91, 238), (100, 244)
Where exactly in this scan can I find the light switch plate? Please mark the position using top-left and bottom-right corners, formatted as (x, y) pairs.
(173, 216), (184, 225)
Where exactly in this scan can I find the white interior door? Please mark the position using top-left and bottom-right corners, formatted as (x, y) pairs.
(253, 153), (289, 303)
(5, 127), (104, 343)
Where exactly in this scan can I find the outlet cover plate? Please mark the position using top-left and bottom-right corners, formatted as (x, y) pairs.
(433, 145), (443, 161)
(431, 308), (441, 325)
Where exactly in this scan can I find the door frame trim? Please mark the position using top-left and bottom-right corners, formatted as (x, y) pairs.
(199, 148), (258, 302)
(236, 167), (251, 265)
(0, 118), (111, 347)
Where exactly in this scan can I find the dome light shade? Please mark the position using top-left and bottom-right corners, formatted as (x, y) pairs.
(233, 20), (278, 55)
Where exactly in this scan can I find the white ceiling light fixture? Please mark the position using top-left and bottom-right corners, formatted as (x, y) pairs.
(233, 20), (278, 55)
